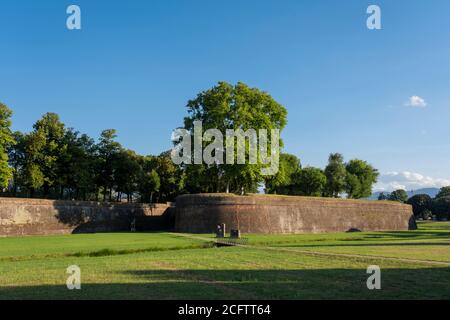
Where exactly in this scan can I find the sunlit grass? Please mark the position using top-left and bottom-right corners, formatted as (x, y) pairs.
(0, 222), (449, 299)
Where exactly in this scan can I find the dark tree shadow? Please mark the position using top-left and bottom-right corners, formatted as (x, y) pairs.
(278, 242), (450, 249)
(53, 200), (175, 234)
(1, 267), (449, 300)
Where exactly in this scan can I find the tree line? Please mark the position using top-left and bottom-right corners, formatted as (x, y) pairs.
(0, 103), (181, 202)
(175, 82), (379, 198)
(265, 153), (379, 198)
(1, 82), (380, 202)
(379, 187), (450, 220)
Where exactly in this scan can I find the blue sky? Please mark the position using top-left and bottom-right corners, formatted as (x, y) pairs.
(1, 0), (449, 191)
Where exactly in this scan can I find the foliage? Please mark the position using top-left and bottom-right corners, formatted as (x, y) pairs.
(32, 113), (67, 195)
(324, 153), (346, 197)
(294, 167), (326, 197)
(96, 129), (122, 201)
(57, 129), (97, 200)
(114, 149), (142, 202)
(432, 196), (450, 219)
(264, 153), (301, 195)
(388, 189), (409, 203)
(180, 81), (287, 194)
(436, 186), (450, 199)
(378, 192), (389, 200)
(407, 194), (432, 218)
(1, 92), (378, 203)
(2, 114), (182, 202)
(139, 168), (160, 203)
(345, 159), (379, 199)
(0, 103), (15, 188)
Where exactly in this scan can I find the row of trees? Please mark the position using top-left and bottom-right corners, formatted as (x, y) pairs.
(1, 103), (182, 202)
(1, 82), (380, 202)
(174, 82), (379, 198)
(378, 187), (450, 219)
(265, 153), (379, 199)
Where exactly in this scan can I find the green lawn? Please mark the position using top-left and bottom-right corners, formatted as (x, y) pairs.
(0, 222), (449, 300)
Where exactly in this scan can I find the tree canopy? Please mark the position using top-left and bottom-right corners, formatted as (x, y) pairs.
(388, 189), (409, 203)
(324, 153), (346, 197)
(1, 91), (381, 203)
(264, 153), (301, 195)
(407, 194), (432, 218)
(345, 159), (379, 199)
(179, 81), (288, 194)
(294, 167), (326, 197)
(1, 108), (183, 202)
(436, 187), (450, 199)
(0, 103), (15, 188)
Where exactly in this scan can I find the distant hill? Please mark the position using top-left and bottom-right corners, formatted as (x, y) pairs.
(369, 188), (440, 200)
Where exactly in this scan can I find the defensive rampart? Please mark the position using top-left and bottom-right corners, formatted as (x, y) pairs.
(0, 198), (174, 236)
(175, 194), (416, 234)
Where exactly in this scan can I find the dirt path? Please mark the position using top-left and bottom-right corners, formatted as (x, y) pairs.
(169, 233), (450, 267)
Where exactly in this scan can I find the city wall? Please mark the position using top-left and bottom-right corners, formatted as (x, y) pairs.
(175, 194), (416, 234)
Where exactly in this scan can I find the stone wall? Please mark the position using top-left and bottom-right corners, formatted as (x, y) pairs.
(175, 194), (416, 234)
(0, 194), (417, 236)
(0, 198), (174, 237)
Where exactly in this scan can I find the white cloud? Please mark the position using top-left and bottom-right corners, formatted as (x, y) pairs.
(374, 171), (450, 192)
(405, 95), (427, 108)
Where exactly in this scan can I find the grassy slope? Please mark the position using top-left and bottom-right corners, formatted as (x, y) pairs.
(0, 222), (449, 299)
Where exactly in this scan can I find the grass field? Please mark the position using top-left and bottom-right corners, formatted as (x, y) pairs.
(0, 222), (449, 300)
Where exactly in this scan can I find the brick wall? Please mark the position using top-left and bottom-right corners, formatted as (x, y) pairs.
(175, 194), (416, 234)
(0, 198), (174, 236)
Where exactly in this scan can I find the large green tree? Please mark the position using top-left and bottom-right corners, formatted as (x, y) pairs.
(407, 194), (432, 218)
(265, 153), (301, 195)
(324, 153), (346, 197)
(294, 167), (327, 197)
(96, 129), (122, 201)
(345, 159), (379, 199)
(114, 149), (142, 202)
(378, 192), (389, 200)
(436, 187), (450, 199)
(179, 82), (287, 194)
(21, 131), (46, 195)
(58, 129), (97, 200)
(31, 113), (67, 196)
(0, 103), (15, 188)
(138, 158), (161, 203)
(151, 151), (184, 202)
(389, 189), (409, 203)
(7, 131), (26, 195)
(432, 196), (450, 220)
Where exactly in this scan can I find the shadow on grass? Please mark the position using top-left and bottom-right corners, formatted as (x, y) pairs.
(278, 242), (450, 249)
(362, 231), (450, 241)
(1, 267), (450, 300)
